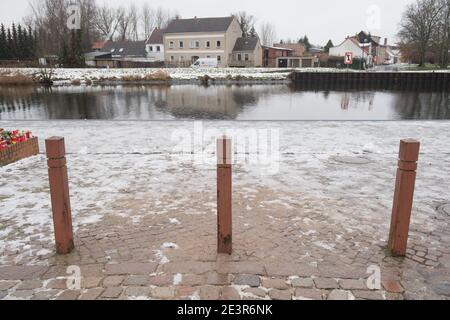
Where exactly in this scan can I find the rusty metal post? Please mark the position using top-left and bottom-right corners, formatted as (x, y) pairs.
(46, 137), (74, 254)
(217, 136), (232, 254)
(388, 139), (420, 256)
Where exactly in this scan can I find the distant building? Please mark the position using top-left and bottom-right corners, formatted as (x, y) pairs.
(92, 40), (110, 52)
(87, 41), (160, 68)
(274, 43), (306, 57)
(272, 42), (319, 68)
(329, 37), (372, 66)
(163, 16), (242, 67)
(350, 31), (384, 65)
(229, 37), (263, 67)
(146, 28), (165, 62)
(263, 46), (292, 68)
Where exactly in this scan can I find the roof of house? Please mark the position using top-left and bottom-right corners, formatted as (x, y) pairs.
(165, 17), (235, 34)
(355, 31), (381, 45)
(262, 45), (293, 51)
(102, 41), (147, 57)
(147, 28), (165, 44)
(331, 38), (365, 53)
(233, 37), (259, 52)
(84, 51), (112, 59)
(92, 40), (109, 50)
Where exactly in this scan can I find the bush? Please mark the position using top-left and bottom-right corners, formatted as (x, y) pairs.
(198, 74), (211, 85)
(0, 74), (36, 85)
(122, 70), (172, 82)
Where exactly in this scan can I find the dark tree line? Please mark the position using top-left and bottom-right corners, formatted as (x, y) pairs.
(60, 29), (85, 68)
(0, 23), (38, 60)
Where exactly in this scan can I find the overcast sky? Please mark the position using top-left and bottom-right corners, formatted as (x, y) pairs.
(0, 0), (414, 45)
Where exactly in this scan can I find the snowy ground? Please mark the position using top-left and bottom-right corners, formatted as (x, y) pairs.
(0, 121), (449, 300)
(3, 66), (448, 86)
(1, 67), (295, 84)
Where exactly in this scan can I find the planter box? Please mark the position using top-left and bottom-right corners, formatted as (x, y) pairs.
(0, 137), (39, 167)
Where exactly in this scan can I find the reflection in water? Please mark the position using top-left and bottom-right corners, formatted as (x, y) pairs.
(0, 84), (448, 120)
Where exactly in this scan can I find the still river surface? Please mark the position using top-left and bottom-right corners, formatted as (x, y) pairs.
(0, 84), (449, 120)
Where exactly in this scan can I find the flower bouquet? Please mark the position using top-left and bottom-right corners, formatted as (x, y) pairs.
(0, 129), (33, 150)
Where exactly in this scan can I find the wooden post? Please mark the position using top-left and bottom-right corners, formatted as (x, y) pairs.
(388, 139), (420, 256)
(46, 137), (74, 254)
(217, 136), (232, 254)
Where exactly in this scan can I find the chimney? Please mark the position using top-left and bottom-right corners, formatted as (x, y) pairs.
(384, 38), (388, 46)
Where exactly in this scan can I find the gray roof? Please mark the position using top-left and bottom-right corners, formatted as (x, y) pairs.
(233, 37), (259, 52)
(102, 41), (147, 57)
(84, 51), (111, 59)
(147, 28), (164, 44)
(165, 17), (235, 34)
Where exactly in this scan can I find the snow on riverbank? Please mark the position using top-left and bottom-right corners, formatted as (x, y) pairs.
(2, 67), (448, 86)
(1, 67), (294, 84)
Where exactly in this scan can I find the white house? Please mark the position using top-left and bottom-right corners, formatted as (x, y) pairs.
(163, 16), (243, 67)
(329, 37), (372, 65)
(146, 28), (165, 62)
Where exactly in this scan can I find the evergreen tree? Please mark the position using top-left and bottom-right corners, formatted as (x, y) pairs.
(11, 23), (18, 59)
(28, 26), (36, 59)
(17, 24), (25, 59)
(0, 24), (7, 60)
(249, 26), (257, 38)
(324, 40), (334, 53)
(33, 28), (39, 58)
(76, 29), (85, 67)
(60, 40), (69, 67)
(6, 28), (13, 59)
(298, 35), (312, 51)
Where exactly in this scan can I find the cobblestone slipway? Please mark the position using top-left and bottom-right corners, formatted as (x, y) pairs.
(0, 121), (449, 300)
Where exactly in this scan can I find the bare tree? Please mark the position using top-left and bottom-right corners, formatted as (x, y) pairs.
(128, 4), (139, 41)
(431, 0), (450, 68)
(398, 0), (444, 66)
(116, 6), (132, 41)
(153, 7), (179, 29)
(232, 11), (256, 38)
(95, 4), (118, 41)
(259, 21), (276, 46)
(142, 3), (155, 39)
(78, 0), (100, 50)
(154, 7), (168, 29)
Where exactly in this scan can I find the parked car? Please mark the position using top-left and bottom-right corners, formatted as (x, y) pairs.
(191, 58), (218, 68)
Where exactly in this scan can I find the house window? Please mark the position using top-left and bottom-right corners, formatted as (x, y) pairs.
(237, 54), (242, 61)
(180, 56), (184, 61)
(217, 55), (221, 62)
(217, 41), (221, 48)
(179, 41), (184, 48)
(110, 48), (115, 53)
(245, 54), (249, 61)
(156, 46), (160, 52)
(196, 41), (200, 48)
(171, 56), (175, 61)
(149, 46), (153, 52)
(119, 48), (124, 53)
(169, 41), (174, 49)
(207, 56), (211, 58)
(206, 41), (210, 48)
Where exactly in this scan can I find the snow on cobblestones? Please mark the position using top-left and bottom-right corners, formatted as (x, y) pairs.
(0, 120), (449, 276)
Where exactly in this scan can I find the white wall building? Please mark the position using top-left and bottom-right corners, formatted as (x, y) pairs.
(146, 28), (165, 62)
(329, 38), (372, 65)
(163, 17), (242, 67)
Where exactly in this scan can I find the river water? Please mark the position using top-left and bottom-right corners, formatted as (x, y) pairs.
(0, 84), (449, 120)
